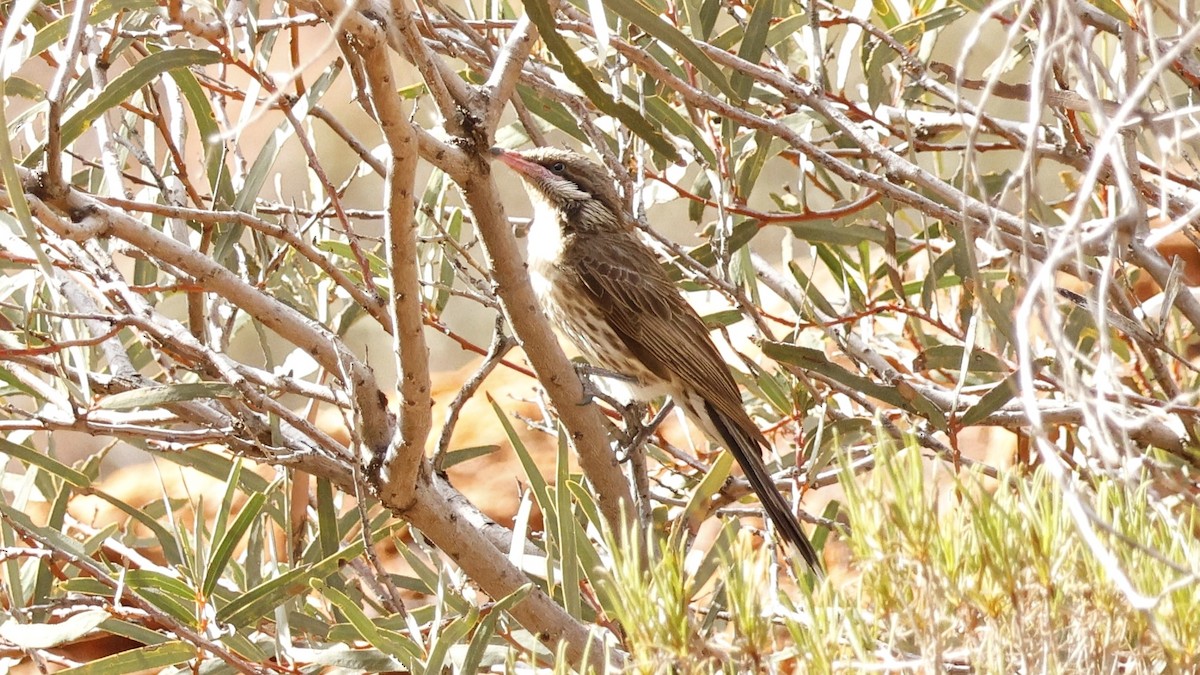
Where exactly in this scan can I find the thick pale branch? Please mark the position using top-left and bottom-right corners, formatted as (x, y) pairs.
(21, 170), (389, 443)
(386, 0), (471, 132)
(457, 162), (637, 537)
(480, 14), (536, 134)
(406, 477), (618, 670)
(358, 38), (432, 505)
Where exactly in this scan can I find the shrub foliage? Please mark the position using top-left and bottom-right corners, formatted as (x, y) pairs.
(1, 0), (1198, 670)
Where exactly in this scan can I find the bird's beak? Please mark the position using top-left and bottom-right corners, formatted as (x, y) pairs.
(490, 147), (534, 237)
(490, 146), (542, 180)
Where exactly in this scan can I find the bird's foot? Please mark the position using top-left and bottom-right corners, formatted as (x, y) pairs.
(572, 362), (636, 407)
(615, 400), (674, 462)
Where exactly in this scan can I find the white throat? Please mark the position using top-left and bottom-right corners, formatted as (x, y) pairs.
(524, 197), (566, 299)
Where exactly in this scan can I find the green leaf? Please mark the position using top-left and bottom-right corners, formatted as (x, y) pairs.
(29, 0), (159, 58)
(809, 500), (839, 554)
(643, 95), (716, 165)
(320, 583), (425, 669)
(28, 48), (220, 165)
(763, 341), (902, 403)
(0, 504), (88, 559)
(515, 83), (587, 142)
(124, 571), (200, 625)
(210, 460), (244, 562)
(203, 491), (268, 597)
(57, 641), (194, 674)
(871, 0), (901, 28)
(439, 445), (501, 469)
(433, 208), (462, 314)
(751, 367), (793, 416)
(960, 372), (1019, 426)
(316, 239), (388, 277)
(316, 478), (340, 559)
(920, 249), (956, 312)
(393, 537), (443, 597)
(218, 521), (394, 627)
(735, 130), (775, 197)
(683, 220), (760, 269)
(459, 585), (532, 673)
(890, 5), (966, 45)
(0, 609), (109, 649)
(787, 261), (839, 318)
(687, 171), (712, 223)
(86, 489), (185, 566)
(700, 309), (745, 329)
(554, 433), (581, 618)
(96, 618), (169, 646)
(560, 480), (606, 587)
(170, 68), (235, 207)
(916, 345), (1008, 373)
(424, 610), (476, 675)
(489, 395), (552, 514)
(766, 14), (810, 49)
(864, 46), (892, 110)
(951, 0), (989, 11)
(698, 0), (721, 38)
(978, 285), (1017, 350)
(1087, 0), (1130, 22)
(154, 448), (271, 494)
(523, 0), (680, 160)
(2, 76), (43, 100)
(0, 437), (89, 487)
(679, 451), (733, 531)
(95, 382), (237, 410)
(732, 0), (774, 100)
(605, 0), (736, 100)
(787, 220), (888, 247)
(229, 58), (341, 215)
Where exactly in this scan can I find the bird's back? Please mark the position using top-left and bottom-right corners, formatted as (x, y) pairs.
(563, 229), (769, 446)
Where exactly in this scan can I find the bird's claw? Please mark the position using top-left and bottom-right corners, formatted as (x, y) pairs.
(615, 401), (672, 462)
(572, 362), (634, 407)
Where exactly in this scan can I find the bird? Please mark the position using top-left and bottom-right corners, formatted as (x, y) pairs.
(491, 146), (823, 576)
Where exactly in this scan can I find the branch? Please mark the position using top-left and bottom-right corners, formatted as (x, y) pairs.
(456, 161), (637, 538)
(355, 26), (432, 505)
(480, 14), (536, 134)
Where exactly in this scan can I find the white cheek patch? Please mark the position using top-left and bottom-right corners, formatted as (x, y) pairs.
(538, 177), (589, 203)
(562, 185), (591, 201)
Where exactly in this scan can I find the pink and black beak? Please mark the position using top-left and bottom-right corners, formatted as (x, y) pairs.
(490, 146), (546, 182)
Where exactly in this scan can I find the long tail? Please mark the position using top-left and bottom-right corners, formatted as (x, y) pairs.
(704, 401), (824, 577)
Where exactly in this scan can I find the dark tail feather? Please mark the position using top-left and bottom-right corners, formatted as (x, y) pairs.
(705, 402), (824, 577)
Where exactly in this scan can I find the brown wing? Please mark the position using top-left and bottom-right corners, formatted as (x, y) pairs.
(569, 231), (823, 574)
(567, 231), (765, 442)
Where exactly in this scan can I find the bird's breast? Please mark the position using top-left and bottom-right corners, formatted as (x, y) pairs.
(522, 209), (669, 402)
(524, 202), (567, 304)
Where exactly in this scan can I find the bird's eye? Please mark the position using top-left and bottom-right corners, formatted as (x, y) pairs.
(550, 162), (565, 173)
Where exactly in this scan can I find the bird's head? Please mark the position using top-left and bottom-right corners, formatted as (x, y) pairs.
(490, 147), (625, 233)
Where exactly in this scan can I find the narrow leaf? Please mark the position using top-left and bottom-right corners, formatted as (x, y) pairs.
(57, 641), (194, 674)
(0, 610), (108, 649)
(0, 437), (89, 486)
(320, 583), (425, 668)
(679, 451), (734, 533)
(604, 0), (736, 100)
(96, 382), (236, 410)
(960, 372), (1019, 426)
(915, 345), (1008, 373)
(732, 0), (774, 100)
(459, 585), (532, 673)
(32, 49), (220, 164)
(203, 491), (268, 597)
(524, 0), (679, 159)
